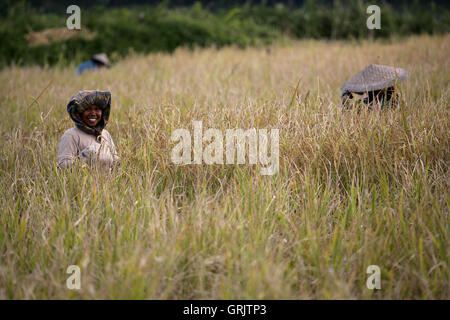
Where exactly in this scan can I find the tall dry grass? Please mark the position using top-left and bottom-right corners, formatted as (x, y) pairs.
(0, 34), (448, 299)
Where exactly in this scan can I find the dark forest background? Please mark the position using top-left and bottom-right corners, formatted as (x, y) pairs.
(6, 0), (450, 12)
(0, 0), (448, 68)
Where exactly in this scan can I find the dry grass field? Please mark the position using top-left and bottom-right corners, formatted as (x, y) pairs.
(0, 34), (448, 299)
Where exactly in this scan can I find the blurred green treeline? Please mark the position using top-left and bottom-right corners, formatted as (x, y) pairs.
(0, 0), (448, 69)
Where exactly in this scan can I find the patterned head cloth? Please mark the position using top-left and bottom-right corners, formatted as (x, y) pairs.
(67, 90), (111, 137)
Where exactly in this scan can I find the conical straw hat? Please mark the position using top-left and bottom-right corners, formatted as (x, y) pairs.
(91, 53), (111, 67)
(341, 64), (409, 97)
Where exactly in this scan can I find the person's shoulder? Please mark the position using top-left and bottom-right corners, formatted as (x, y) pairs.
(101, 129), (116, 144)
(78, 60), (95, 68)
(58, 128), (80, 151)
(61, 127), (77, 137)
(61, 127), (86, 141)
(62, 127), (83, 136)
(102, 129), (113, 138)
(76, 60), (97, 75)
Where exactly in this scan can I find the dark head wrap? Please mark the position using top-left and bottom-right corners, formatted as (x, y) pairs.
(67, 90), (111, 137)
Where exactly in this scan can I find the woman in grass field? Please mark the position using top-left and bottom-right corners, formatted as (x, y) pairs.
(57, 90), (119, 168)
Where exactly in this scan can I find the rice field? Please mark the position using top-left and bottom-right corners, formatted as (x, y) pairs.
(0, 34), (448, 299)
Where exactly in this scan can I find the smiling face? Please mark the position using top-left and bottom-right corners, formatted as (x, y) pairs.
(81, 105), (102, 127)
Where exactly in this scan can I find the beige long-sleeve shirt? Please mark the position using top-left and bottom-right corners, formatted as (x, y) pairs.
(57, 127), (119, 168)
